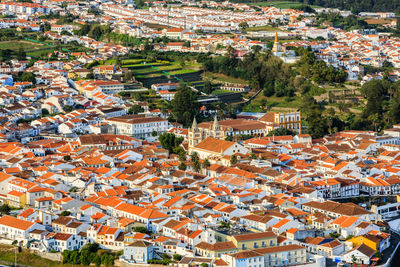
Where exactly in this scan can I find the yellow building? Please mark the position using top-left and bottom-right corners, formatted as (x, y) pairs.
(68, 69), (91, 80)
(259, 111), (302, 134)
(7, 190), (26, 208)
(228, 231), (277, 251)
(349, 235), (381, 252)
(195, 241), (237, 258)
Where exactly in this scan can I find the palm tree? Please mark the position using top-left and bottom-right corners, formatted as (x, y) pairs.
(368, 113), (380, 132)
(202, 158), (210, 175)
(249, 153), (257, 160)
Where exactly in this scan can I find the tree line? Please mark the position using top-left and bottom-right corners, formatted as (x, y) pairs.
(61, 243), (117, 266)
(202, 47), (347, 99)
(301, 79), (400, 138)
(300, 0), (400, 14)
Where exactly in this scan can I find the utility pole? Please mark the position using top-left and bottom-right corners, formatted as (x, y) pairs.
(14, 246), (17, 267)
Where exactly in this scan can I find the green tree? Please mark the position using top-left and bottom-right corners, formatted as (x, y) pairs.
(80, 249), (91, 266)
(71, 250), (81, 265)
(128, 104), (144, 114)
(178, 150), (186, 161)
(249, 153), (257, 160)
(64, 105), (73, 113)
(178, 162), (187, 171)
(238, 21), (249, 31)
(193, 160), (201, 173)
(329, 232), (340, 239)
(60, 211), (71, 216)
(162, 254), (171, 260)
(173, 254), (182, 261)
(16, 46), (26, 60)
(0, 204), (10, 215)
(300, 95), (327, 138)
(41, 108), (49, 116)
(361, 79), (389, 118)
(133, 226), (150, 234)
(159, 133), (184, 153)
(337, 101), (349, 113)
(267, 127), (294, 136)
(102, 254), (114, 266)
(203, 80), (213, 94)
(86, 72), (94, 79)
(18, 72), (36, 84)
(202, 158), (210, 170)
(230, 155), (238, 165)
(42, 22), (51, 32)
(124, 71), (133, 81)
(62, 250), (71, 264)
(368, 113), (380, 132)
(219, 221), (230, 228)
(92, 255), (101, 267)
(171, 83), (199, 125)
(135, 0), (144, 8)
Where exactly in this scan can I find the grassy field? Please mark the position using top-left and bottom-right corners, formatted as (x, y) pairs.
(242, 93), (302, 112)
(203, 72), (248, 85)
(249, 1), (321, 9)
(109, 58), (204, 88)
(0, 244), (86, 267)
(0, 40), (87, 58)
(246, 25), (281, 32)
(211, 89), (235, 95)
(0, 40), (55, 58)
(118, 59), (201, 78)
(0, 40), (45, 50)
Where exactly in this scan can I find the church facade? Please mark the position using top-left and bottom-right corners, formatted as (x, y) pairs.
(272, 32), (299, 63)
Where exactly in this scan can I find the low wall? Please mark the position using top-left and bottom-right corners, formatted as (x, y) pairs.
(115, 259), (166, 267)
(32, 251), (62, 262)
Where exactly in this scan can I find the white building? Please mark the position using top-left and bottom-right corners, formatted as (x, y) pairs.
(106, 115), (170, 138)
(0, 215), (45, 244)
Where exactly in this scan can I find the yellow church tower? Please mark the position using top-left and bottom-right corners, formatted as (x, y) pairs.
(272, 32), (283, 55)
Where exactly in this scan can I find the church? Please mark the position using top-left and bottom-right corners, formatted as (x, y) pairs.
(272, 32), (299, 63)
(188, 117), (249, 162)
(188, 116), (224, 148)
(187, 112), (301, 148)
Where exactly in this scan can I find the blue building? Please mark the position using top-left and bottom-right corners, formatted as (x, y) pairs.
(122, 240), (155, 264)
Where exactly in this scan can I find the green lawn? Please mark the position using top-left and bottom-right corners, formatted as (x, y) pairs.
(0, 40), (86, 58)
(121, 60), (201, 78)
(211, 89), (235, 95)
(123, 63), (164, 68)
(27, 48), (57, 57)
(246, 25), (281, 32)
(169, 68), (199, 75)
(0, 40), (44, 51)
(249, 1), (321, 9)
(242, 94), (302, 112)
(203, 72), (248, 85)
